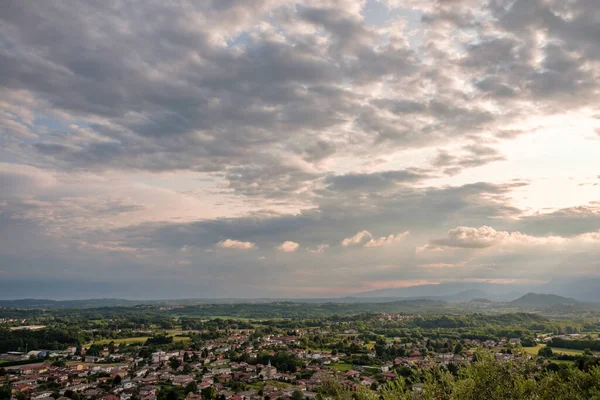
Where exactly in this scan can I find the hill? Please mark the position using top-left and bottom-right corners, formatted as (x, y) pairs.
(353, 282), (530, 301)
(509, 293), (580, 308)
(535, 278), (600, 302)
(0, 298), (146, 309)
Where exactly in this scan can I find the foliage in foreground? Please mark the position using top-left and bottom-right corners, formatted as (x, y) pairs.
(318, 354), (600, 400)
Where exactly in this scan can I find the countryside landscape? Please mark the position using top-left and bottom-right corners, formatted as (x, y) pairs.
(2, 287), (600, 399)
(2, 0), (600, 399)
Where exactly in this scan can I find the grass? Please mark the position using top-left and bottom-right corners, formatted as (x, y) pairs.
(66, 361), (120, 367)
(522, 344), (595, 356)
(93, 337), (149, 345)
(552, 359), (575, 365)
(329, 363), (354, 372)
(91, 335), (190, 346)
(180, 315), (258, 322)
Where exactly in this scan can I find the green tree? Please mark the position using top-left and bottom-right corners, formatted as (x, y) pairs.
(169, 356), (182, 370)
(0, 383), (12, 400)
(185, 382), (198, 395)
(166, 389), (180, 400)
(201, 386), (216, 400)
(52, 359), (66, 367)
(538, 346), (553, 358)
(454, 343), (463, 355)
(291, 390), (304, 400)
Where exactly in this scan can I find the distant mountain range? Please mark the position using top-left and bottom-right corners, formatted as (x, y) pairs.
(508, 293), (580, 308)
(0, 298), (146, 309)
(0, 277), (599, 309)
(536, 278), (600, 303)
(352, 278), (600, 303)
(352, 282), (529, 302)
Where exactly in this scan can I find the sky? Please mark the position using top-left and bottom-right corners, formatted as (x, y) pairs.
(1, 0), (599, 299)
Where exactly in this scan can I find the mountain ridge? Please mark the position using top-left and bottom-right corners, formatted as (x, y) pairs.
(509, 293), (580, 308)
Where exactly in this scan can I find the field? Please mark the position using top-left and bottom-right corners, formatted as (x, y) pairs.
(66, 361), (120, 367)
(91, 335), (190, 346)
(522, 344), (596, 357)
(329, 363), (354, 371)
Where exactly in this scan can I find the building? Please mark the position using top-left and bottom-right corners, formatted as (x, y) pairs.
(259, 360), (277, 380)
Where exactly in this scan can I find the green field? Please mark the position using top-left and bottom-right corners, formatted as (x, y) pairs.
(329, 363), (354, 371)
(522, 344), (595, 356)
(91, 336), (190, 346)
(92, 337), (149, 345)
(66, 361), (120, 367)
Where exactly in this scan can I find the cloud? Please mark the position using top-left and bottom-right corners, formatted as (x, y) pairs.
(427, 225), (600, 250)
(277, 240), (300, 252)
(307, 244), (329, 253)
(217, 239), (256, 250)
(419, 262), (467, 269)
(341, 230), (373, 246)
(432, 144), (506, 176)
(430, 226), (511, 249)
(364, 231), (409, 247)
(324, 169), (432, 193)
(1, 0), (600, 297)
(341, 230), (409, 247)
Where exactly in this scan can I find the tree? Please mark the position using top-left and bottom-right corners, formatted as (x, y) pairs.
(169, 356), (182, 370)
(165, 389), (180, 400)
(201, 386), (216, 400)
(521, 337), (536, 347)
(113, 375), (122, 386)
(291, 390), (304, 400)
(454, 343), (463, 355)
(538, 346), (553, 358)
(52, 359), (66, 367)
(64, 390), (76, 399)
(183, 363), (193, 374)
(0, 383), (12, 400)
(185, 382), (198, 395)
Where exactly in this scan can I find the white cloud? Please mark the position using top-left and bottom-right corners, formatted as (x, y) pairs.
(217, 239), (256, 250)
(427, 226), (600, 250)
(364, 231), (409, 247)
(342, 230), (408, 247)
(341, 230), (373, 246)
(277, 241), (300, 252)
(430, 226), (510, 249)
(307, 244), (329, 253)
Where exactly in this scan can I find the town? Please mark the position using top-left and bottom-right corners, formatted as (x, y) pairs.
(2, 309), (599, 400)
